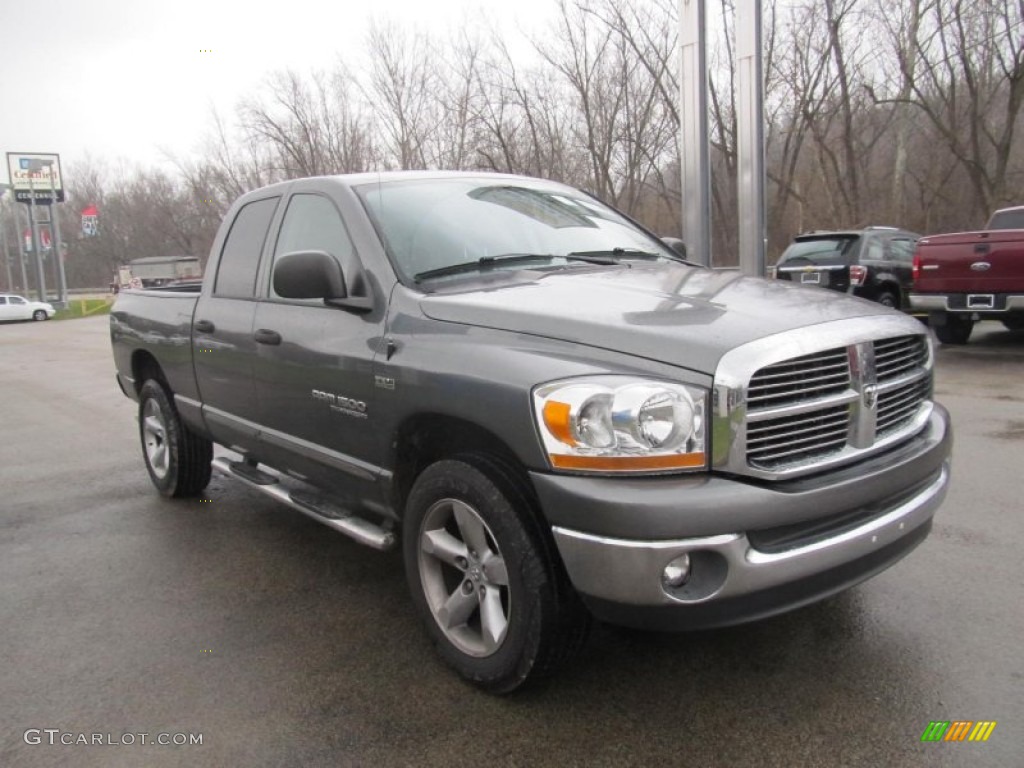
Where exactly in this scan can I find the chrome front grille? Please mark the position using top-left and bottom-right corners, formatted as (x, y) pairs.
(712, 318), (935, 480)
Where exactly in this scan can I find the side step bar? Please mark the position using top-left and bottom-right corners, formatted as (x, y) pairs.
(211, 457), (396, 551)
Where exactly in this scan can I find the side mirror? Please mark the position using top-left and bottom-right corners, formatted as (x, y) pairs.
(273, 250), (348, 300)
(661, 237), (687, 258)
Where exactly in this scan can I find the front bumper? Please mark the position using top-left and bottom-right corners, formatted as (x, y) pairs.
(535, 406), (951, 630)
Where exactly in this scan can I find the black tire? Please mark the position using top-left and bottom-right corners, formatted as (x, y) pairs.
(934, 314), (974, 345)
(1002, 316), (1024, 332)
(875, 289), (899, 309)
(138, 379), (212, 497)
(32, 309), (47, 321)
(403, 454), (590, 693)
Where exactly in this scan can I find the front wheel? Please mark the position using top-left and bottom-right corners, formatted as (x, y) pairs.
(32, 309), (47, 321)
(138, 379), (212, 497)
(403, 456), (589, 693)
(934, 314), (973, 345)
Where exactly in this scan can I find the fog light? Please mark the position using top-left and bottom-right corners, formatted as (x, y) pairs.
(662, 554), (691, 588)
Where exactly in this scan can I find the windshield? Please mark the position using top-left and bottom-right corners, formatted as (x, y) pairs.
(778, 236), (859, 267)
(354, 177), (678, 282)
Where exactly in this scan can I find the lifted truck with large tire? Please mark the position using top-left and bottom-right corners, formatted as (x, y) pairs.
(910, 205), (1024, 344)
(111, 172), (952, 692)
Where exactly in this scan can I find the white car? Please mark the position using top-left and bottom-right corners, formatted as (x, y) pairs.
(0, 293), (56, 321)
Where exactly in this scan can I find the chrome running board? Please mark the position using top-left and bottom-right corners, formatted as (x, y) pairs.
(211, 456), (396, 551)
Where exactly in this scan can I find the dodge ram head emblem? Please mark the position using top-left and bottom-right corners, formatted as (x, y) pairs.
(862, 384), (878, 411)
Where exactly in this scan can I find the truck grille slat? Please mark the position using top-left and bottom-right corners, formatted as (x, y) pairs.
(747, 374), (851, 403)
(740, 334), (931, 472)
(746, 408), (853, 441)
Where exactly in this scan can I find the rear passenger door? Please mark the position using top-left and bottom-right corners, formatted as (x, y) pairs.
(193, 194), (281, 450)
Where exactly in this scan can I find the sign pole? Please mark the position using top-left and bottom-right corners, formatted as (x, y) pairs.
(1, 203), (12, 292)
(27, 173), (48, 301)
(15, 205), (29, 292)
(45, 164), (68, 305)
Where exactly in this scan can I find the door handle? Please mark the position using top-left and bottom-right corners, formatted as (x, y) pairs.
(254, 328), (282, 346)
(195, 319), (215, 333)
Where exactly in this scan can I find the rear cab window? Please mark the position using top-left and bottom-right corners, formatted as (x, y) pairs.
(214, 197), (280, 298)
(987, 209), (1024, 230)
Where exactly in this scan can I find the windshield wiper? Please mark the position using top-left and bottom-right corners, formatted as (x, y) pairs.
(413, 252), (616, 282)
(569, 247), (692, 265)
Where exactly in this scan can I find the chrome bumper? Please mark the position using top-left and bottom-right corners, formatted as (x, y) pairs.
(552, 462), (948, 611)
(910, 294), (1024, 311)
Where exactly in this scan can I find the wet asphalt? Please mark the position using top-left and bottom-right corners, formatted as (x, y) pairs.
(0, 315), (1021, 768)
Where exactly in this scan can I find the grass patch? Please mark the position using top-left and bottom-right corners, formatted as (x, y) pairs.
(53, 297), (114, 320)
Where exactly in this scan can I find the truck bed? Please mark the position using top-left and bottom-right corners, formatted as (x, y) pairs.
(913, 228), (1024, 295)
(109, 289), (200, 404)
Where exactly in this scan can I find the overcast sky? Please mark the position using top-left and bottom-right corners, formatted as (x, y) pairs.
(0, 0), (556, 185)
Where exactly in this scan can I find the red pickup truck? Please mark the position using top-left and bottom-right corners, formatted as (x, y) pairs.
(910, 206), (1024, 343)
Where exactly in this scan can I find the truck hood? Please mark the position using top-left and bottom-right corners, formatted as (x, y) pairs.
(419, 263), (889, 373)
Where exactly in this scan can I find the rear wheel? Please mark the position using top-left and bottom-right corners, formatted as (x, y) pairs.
(875, 290), (898, 309)
(138, 379), (212, 497)
(403, 455), (589, 693)
(32, 309), (47, 321)
(934, 313), (974, 345)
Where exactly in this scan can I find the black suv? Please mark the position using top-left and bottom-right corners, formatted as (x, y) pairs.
(773, 227), (920, 309)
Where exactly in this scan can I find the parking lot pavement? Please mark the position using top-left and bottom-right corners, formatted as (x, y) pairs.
(1, 316), (1021, 767)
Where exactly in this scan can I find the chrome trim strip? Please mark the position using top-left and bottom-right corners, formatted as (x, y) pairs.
(551, 462), (948, 607)
(746, 390), (858, 422)
(257, 425), (380, 482)
(777, 264), (847, 272)
(202, 405), (381, 482)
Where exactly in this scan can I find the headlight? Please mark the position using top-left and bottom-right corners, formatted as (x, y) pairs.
(533, 377), (707, 473)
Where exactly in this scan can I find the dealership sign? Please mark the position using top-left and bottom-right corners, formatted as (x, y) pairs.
(5, 152), (64, 204)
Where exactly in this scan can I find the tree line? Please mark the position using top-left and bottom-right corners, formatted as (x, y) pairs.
(4, 0), (1021, 290)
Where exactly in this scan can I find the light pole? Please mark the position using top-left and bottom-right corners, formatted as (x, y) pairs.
(25, 160), (47, 301)
(38, 159), (68, 305)
(0, 184), (12, 291)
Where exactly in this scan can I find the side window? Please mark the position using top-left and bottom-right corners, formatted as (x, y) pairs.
(888, 238), (915, 263)
(862, 237), (885, 262)
(215, 197), (279, 298)
(270, 194), (356, 298)
(11, 296), (25, 305)
(0, 297), (7, 305)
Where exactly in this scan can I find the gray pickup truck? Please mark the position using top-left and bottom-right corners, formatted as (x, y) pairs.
(111, 172), (952, 692)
